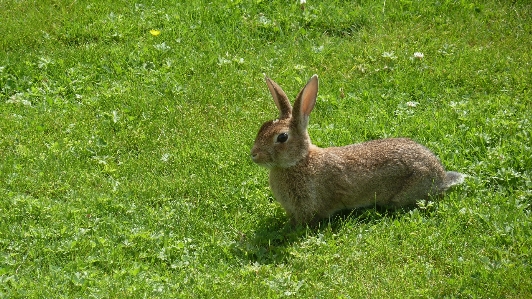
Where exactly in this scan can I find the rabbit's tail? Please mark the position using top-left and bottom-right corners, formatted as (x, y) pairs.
(442, 171), (465, 190)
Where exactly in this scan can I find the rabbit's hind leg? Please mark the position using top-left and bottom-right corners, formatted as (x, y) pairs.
(385, 172), (444, 209)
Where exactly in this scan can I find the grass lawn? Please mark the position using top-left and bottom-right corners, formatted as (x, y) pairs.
(1, 0), (531, 297)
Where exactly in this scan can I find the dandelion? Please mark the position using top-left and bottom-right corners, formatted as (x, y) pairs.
(150, 29), (161, 36)
(413, 52), (424, 59)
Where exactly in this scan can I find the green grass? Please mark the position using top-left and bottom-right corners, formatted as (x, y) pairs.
(1, 0), (531, 297)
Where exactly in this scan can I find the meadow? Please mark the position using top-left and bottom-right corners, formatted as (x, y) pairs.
(1, 0), (531, 297)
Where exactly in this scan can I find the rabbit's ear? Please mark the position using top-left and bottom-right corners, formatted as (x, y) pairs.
(293, 75), (318, 129)
(265, 76), (292, 120)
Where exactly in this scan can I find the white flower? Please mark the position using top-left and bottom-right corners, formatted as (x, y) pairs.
(6, 93), (31, 106)
(312, 45), (324, 53)
(413, 52), (424, 59)
(382, 51), (397, 60)
(300, 0), (306, 4)
(154, 42), (171, 51)
(38, 56), (53, 69)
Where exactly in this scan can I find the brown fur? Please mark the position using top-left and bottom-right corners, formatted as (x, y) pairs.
(251, 75), (464, 225)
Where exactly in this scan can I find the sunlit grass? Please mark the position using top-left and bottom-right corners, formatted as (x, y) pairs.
(1, 0), (531, 297)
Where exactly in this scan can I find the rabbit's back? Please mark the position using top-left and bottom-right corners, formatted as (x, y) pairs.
(332, 138), (448, 204)
(270, 138), (449, 223)
(333, 138), (446, 179)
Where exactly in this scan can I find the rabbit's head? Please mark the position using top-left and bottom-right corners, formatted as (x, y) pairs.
(251, 75), (318, 169)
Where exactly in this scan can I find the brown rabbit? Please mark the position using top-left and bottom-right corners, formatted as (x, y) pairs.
(251, 74), (464, 225)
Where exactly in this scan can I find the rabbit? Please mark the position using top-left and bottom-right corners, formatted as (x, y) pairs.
(250, 74), (465, 225)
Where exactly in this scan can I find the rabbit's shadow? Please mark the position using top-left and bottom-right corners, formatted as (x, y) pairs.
(232, 207), (407, 265)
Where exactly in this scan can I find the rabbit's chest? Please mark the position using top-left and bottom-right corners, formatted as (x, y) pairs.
(269, 169), (317, 204)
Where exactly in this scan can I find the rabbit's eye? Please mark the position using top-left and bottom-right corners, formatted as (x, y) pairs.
(276, 133), (289, 143)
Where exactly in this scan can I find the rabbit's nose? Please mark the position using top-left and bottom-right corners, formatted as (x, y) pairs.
(250, 147), (260, 161)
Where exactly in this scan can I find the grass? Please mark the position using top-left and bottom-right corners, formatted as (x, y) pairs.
(1, 0), (531, 297)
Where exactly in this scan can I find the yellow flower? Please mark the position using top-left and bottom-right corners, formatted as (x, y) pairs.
(150, 29), (161, 36)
